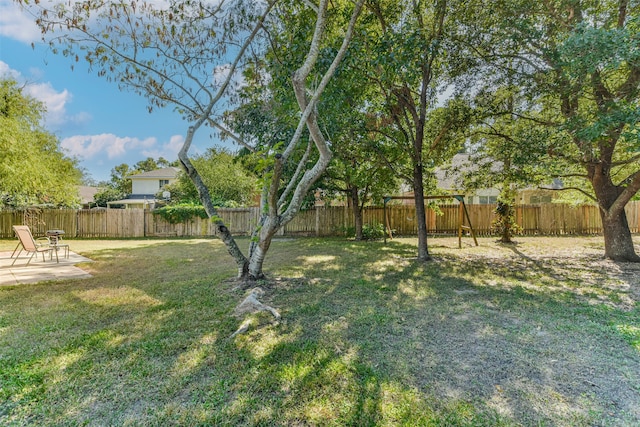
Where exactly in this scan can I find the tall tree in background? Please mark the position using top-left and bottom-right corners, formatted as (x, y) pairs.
(461, 86), (559, 243)
(25, 0), (365, 279)
(363, 0), (474, 260)
(323, 139), (398, 240)
(134, 157), (173, 172)
(0, 78), (82, 208)
(491, 0), (640, 261)
(110, 163), (134, 195)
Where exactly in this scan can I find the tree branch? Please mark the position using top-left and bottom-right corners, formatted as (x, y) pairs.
(210, 121), (256, 153)
(278, 139), (312, 210)
(608, 169), (640, 217)
(539, 186), (597, 202)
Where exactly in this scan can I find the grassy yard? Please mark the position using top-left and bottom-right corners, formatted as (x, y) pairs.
(1, 236), (639, 426)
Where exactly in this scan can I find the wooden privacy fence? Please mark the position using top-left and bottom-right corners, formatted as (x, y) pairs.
(1, 202), (639, 239)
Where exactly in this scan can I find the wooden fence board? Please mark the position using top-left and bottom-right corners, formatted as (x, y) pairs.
(1, 201), (638, 239)
(626, 202), (639, 233)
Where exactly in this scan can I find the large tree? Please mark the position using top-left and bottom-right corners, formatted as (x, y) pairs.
(229, 17), (399, 240)
(348, 0), (478, 260)
(318, 33), (399, 241)
(25, 0), (365, 279)
(461, 86), (560, 243)
(489, 0), (640, 261)
(0, 78), (82, 208)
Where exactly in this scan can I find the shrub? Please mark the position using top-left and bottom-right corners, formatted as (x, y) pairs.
(339, 223), (386, 240)
(362, 223), (386, 240)
(153, 204), (208, 224)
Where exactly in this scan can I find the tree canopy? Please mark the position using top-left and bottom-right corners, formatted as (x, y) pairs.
(0, 78), (82, 208)
(163, 148), (257, 207)
(480, 0), (640, 260)
(20, 0), (640, 264)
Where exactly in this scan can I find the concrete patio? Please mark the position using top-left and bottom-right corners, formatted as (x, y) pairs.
(0, 250), (93, 286)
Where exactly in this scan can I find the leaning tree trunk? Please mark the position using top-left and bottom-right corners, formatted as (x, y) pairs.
(248, 220), (279, 280)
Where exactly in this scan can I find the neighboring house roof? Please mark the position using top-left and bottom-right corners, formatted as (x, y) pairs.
(129, 167), (180, 179)
(435, 153), (472, 191)
(436, 153), (563, 192)
(78, 186), (102, 204)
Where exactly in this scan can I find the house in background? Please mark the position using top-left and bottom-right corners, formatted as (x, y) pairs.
(439, 153), (562, 205)
(78, 186), (102, 209)
(399, 153), (560, 205)
(433, 154), (500, 205)
(107, 167), (180, 209)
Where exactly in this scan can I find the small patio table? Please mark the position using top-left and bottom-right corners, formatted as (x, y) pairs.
(46, 230), (69, 262)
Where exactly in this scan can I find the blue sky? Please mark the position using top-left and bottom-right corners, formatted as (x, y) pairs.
(0, 1), (230, 183)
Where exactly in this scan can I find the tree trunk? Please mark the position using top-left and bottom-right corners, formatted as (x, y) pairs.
(500, 221), (512, 244)
(246, 217), (280, 280)
(590, 162), (640, 262)
(600, 209), (640, 262)
(413, 168), (431, 261)
(496, 188), (516, 244)
(248, 244), (268, 280)
(349, 186), (364, 240)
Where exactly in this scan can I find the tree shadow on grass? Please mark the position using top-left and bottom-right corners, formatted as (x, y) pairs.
(498, 241), (640, 309)
(268, 239), (640, 426)
(2, 238), (639, 426)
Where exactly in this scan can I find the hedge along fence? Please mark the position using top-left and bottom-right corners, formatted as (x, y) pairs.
(0, 201), (639, 239)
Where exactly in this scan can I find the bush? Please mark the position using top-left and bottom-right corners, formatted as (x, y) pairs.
(362, 223), (386, 240)
(340, 223), (386, 240)
(153, 204), (208, 224)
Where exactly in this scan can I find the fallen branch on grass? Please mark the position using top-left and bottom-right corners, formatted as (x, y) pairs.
(230, 287), (281, 338)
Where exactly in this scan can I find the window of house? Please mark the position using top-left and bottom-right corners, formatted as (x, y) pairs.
(159, 179), (170, 189)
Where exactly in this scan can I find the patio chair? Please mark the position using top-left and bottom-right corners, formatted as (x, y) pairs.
(11, 225), (55, 266)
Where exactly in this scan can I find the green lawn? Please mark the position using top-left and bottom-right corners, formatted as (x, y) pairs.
(1, 236), (639, 426)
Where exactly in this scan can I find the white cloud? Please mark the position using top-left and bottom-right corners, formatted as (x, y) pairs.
(212, 63), (246, 91)
(25, 76), (92, 129)
(0, 60), (91, 129)
(213, 64), (232, 86)
(0, 0), (41, 43)
(0, 61), (20, 79)
(61, 133), (164, 160)
(141, 134), (184, 160)
(24, 82), (72, 126)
